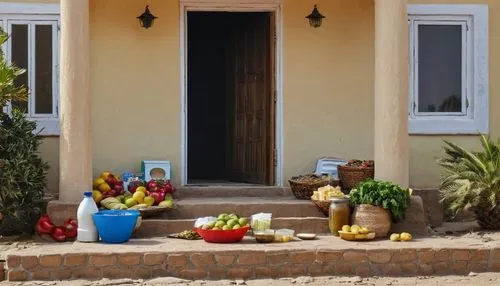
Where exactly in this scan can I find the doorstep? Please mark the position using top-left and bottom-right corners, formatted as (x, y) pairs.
(3, 234), (500, 281)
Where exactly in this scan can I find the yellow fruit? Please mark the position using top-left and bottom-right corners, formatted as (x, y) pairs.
(93, 178), (105, 188)
(98, 183), (111, 193)
(125, 198), (138, 208)
(135, 186), (147, 194)
(143, 196), (155, 207)
(159, 200), (174, 208)
(100, 171), (111, 180)
(390, 233), (400, 241)
(350, 225), (361, 234)
(92, 190), (103, 204)
(342, 225), (351, 232)
(400, 232), (412, 241)
(360, 227), (370, 234)
(132, 191), (145, 204)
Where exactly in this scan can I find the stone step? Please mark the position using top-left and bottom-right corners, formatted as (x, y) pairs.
(176, 186), (292, 198)
(3, 235), (498, 281)
(133, 217), (329, 238)
(163, 196), (324, 219)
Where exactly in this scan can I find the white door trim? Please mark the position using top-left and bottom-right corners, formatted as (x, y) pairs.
(179, 0), (284, 186)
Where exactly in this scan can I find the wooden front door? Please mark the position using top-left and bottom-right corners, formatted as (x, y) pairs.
(227, 13), (274, 185)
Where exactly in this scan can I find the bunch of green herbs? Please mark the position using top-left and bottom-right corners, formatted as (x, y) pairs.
(349, 179), (410, 223)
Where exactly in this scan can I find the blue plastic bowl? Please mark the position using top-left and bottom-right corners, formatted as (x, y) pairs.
(92, 210), (139, 244)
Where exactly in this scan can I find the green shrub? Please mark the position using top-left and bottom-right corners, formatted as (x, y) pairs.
(0, 28), (49, 235)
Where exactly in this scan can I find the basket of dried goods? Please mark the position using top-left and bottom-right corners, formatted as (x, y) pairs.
(310, 185), (346, 216)
(288, 174), (338, 200)
(338, 160), (374, 192)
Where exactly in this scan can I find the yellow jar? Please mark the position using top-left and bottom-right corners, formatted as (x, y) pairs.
(328, 198), (350, 236)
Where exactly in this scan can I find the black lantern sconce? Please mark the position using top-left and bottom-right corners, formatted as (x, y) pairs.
(137, 5), (158, 29)
(306, 5), (325, 28)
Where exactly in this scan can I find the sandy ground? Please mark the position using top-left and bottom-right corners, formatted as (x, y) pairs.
(0, 273), (499, 286)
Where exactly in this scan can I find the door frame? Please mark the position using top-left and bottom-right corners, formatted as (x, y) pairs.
(180, 0), (284, 186)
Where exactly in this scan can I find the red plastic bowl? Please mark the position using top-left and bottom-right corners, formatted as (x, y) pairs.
(195, 226), (250, 243)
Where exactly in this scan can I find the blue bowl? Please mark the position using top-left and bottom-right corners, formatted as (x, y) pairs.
(92, 210), (139, 244)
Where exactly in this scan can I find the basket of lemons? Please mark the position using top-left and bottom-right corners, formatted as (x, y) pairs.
(337, 224), (376, 241)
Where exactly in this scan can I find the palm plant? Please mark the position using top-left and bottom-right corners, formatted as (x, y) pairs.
(437, 134), (500, 229)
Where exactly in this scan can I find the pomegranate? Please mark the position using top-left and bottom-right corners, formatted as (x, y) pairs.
(147, 180), (158, 190)
(149, 192), (162, 205)
(51, 226), (67, 242)
(36, 214), (55, 234)
(64, 219), (77, 238)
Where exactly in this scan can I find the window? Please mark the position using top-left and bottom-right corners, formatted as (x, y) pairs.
(0, 3), (60, 135)
(408, 5), (488, 134)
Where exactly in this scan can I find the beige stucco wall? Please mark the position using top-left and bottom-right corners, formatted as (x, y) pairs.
(11, 0), (499, 193)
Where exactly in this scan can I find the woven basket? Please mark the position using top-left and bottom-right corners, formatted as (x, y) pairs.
(312, 199), (330, 216)
(288, 174), (338, 200)
(338, 165), (374, 192)
(351, 204), (391, 238)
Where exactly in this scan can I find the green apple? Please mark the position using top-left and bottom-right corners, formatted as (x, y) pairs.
(222, 225), (231, 230)
(226, 219), (238, 228)
(238, 217), (248, 226)
(215, 220), (226, 228)
(232, 224), (241, 230)
(158, 200), (173, 208)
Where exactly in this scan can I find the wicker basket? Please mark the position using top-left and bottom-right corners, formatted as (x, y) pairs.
(288, 174), (338, 200)
(312, 199), (330, 216)
(351, 204), (391, 238)
(338, 165), (374, 192)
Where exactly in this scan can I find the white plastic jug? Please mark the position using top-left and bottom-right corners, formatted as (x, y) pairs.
(77, 191), (99, 242)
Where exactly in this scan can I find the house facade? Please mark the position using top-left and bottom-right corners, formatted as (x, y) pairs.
(0, 0), (496, 202)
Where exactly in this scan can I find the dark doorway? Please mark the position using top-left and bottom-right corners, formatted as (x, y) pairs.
(187, 12), (275, 185)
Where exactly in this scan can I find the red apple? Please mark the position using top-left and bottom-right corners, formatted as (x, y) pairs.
(149, 192), (162, 205)
(114, 184), (124, 195)
(147, 180), (158, 190)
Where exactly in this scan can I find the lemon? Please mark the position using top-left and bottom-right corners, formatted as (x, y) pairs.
(390, 233), (400, 241)
(132, 191), (145, 204)
(400, 232), (412, 241)
(342, 225), (351, 232)
(135, 186), (147, 194)
(360, 227), (370, 234)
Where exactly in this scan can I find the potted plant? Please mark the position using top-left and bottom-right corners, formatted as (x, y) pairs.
(437, 135), (500, 230)
(349, 180), (410, 237)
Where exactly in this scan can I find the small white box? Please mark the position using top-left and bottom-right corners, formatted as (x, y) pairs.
(141, 160), (172, 181)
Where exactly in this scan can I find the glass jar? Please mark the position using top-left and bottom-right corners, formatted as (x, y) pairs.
(328, 197), (350, 236)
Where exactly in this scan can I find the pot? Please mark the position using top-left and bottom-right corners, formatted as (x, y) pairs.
(351, 204), (391, 238)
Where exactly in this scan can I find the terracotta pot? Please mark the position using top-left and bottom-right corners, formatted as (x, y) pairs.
(352, 204), (391, 238)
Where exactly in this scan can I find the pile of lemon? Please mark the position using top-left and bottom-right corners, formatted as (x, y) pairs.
(341, 224), (370, 234)
(390, 232), (412, 241)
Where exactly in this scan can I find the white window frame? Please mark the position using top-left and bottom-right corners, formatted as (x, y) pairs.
(408, 5), (488, 135)
(0, 2), (60, 136)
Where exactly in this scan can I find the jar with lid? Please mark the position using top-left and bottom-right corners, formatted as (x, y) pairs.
(328, 197), (350, 236)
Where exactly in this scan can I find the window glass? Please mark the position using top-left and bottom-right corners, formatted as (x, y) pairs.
(417, 24), (463, 113)
(11, 24), (29, 113)
(34, 24), (53, 114)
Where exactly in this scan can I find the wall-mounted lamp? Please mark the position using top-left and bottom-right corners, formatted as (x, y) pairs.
(137, 5), (158, 29)
(306, 5), (325, 28)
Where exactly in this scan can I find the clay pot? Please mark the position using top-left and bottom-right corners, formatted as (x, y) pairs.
(352, 204), (391, 238)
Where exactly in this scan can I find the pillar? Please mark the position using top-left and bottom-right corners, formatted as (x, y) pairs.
(59, 0), (92, 202)
(373, 0), (409, 188)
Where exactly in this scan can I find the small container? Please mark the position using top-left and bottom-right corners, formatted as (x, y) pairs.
(328, 197), (350, 236)
(254, 229), (275, 243)
(77, 191), (99, 242)
(274, 229), (294, 242)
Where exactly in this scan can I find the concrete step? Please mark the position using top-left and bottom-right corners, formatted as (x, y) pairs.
(163, 196), (324, 219)
(176, 186), (292, 198)
(133, 217), (329, 238)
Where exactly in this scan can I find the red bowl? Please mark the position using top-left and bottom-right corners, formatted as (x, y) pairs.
(194, 226), (250, 243)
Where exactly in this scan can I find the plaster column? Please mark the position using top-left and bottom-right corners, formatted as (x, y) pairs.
(374, 0), (409, 188)
(59, 0), (92, 202)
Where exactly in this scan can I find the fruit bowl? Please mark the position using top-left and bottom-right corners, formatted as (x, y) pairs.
(194, 226), (250, 243)
(338, 231), (376, 241)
